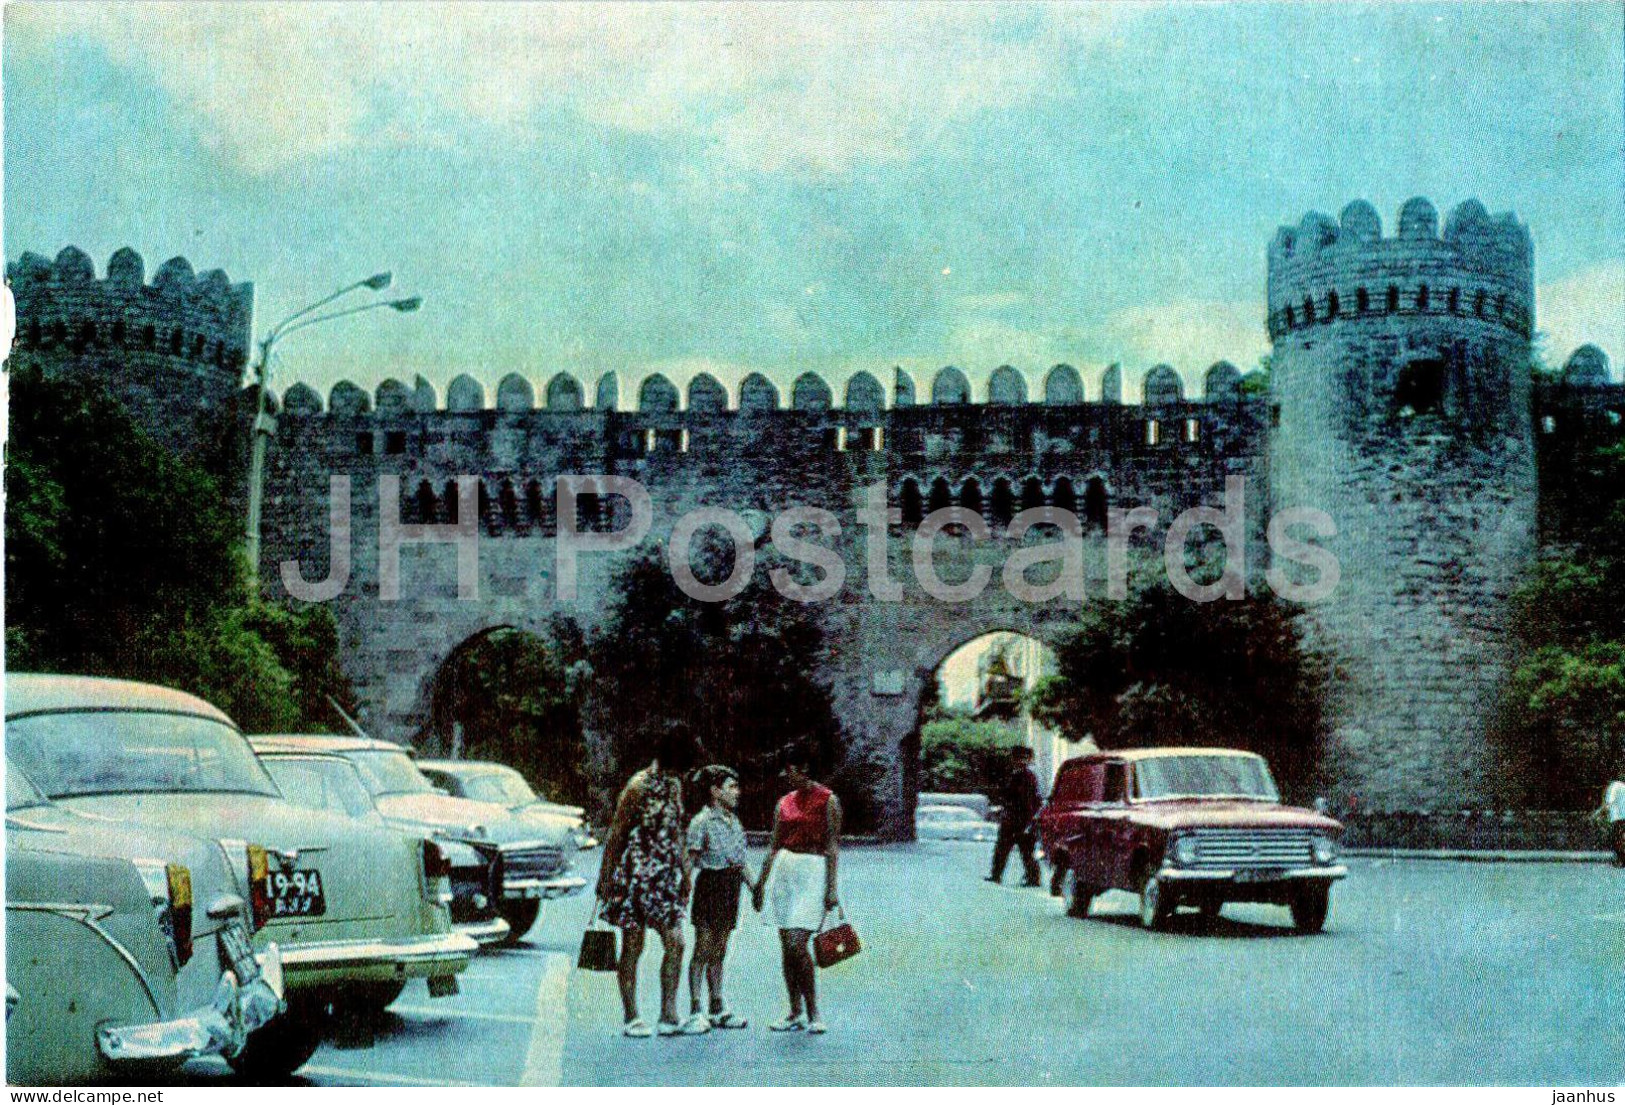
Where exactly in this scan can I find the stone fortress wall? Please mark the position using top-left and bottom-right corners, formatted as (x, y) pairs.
(8, 200), (1624, 834)
(6, 247), (253, 453)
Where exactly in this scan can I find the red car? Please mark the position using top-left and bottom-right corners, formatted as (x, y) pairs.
(1037, 748), (1346, 933)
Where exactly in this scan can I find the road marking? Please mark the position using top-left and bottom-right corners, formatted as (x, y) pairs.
(303, 1064), (480, 1088)
(392, 1004), (539, 1026)
(519, 951), (572, 1087)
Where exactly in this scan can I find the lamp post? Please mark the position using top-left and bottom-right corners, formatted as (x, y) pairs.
(243, 273), (422, 583)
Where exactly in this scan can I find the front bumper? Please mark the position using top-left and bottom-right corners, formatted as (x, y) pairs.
(99, 942), (285, 1063)
(266, 930), (479, 988)
(455, 916), (512, 946)
(1158, 864), (1348, 885)
(504, 875), (588, 901)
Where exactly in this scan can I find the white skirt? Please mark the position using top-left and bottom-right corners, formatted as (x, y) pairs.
(764, 850), (828, 931)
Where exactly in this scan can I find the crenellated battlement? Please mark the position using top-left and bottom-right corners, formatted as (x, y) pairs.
(1266, 198), (1534, 341)
(274, 359), (1254, 421)
(8, 246), (254, 375)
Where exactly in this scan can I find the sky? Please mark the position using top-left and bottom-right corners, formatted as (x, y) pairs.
(5, 2), (1622, 405)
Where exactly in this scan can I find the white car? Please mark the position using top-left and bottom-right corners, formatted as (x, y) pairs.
(915, 804), (1001, 842)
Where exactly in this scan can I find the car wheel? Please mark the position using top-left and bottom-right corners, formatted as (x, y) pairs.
(1289, 885), (1331, 934)
(499, 899), (542, 945)
(337, 980), (406, 1016)
(1137, 869), (1175, 930)
(228, 996), (328, 1082)
(1065, 868), (1095, 919)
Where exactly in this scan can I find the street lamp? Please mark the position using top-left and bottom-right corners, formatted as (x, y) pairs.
(243, 274), (423, 583)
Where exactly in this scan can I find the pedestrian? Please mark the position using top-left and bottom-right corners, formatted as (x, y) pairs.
(753, 752), (841, 1035)
(986, 745), (1042, 887)
(596, 727), (708, 1037)
(685, 765), (756, 1030)
(1600, 778), (1625, 866)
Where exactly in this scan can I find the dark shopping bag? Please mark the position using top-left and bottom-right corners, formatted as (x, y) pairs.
(577, 905), (618, 972)
(813, 907), (861, 968)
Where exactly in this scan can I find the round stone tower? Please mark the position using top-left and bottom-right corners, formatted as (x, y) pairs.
(7, 246), (254, 454)
(1268, 197), (1538, 811)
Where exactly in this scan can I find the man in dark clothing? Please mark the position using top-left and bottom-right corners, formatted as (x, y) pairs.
(986, 746), (1043, 886)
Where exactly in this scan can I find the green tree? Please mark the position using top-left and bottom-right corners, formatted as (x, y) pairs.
(1028, 580), (1324, 796)
(4, 367), (353, 731)
(435, 624), (590, 806)
(586, 541), (842, 829)
(918, 713), (1027, 796)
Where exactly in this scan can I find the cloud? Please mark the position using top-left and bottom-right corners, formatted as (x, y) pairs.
(1093, 297), (1269, 399)
(10, 2), (1130, 175)
(1538, 262), (1624, 376)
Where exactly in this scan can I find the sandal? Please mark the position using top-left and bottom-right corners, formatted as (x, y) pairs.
(657, 1020), (683, 1036)
(623, 1018), (653, 1038)
(710, 1010), (749, 1029)
(679, 1013), (711, 1035)
(768, 1014), (807, 1032)
(807, 1020), (827, 1035)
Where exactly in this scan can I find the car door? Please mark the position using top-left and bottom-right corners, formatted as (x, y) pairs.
(1084, 760), (1132, 890)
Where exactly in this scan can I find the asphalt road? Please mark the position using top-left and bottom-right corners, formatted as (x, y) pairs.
(185, 843), (1624, 1086)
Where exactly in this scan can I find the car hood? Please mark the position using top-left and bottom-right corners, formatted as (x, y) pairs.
(374, 792), (569, 846)
(1124, 799), (1343, 834)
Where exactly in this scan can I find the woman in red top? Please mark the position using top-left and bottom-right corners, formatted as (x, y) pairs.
(753, 753), (841, 1034)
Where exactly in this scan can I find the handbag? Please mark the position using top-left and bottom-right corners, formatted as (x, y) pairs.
(577, 903), (618, 972)
(813, 906), (861, 968)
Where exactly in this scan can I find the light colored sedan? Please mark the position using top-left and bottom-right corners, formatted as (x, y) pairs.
(916, 803), (1001, 842)
(257, 749), (511, 948)
(6, 765), (284, 1082)
(419, 759), (599, 848)
(251, 735), (587, 945)
(6, 675), (477, 1079)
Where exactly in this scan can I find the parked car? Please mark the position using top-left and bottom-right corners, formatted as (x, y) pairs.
(6, 763), (284, 1082)
(6, 675), (478, 1078)
(915, 803), (1000, 842)
(250, 735), (587, 945)
(419, 759), (598, 848)
(256, 747), (510, 947)
(918, 791), (993, 820)
(1037, 748), (1346, 933)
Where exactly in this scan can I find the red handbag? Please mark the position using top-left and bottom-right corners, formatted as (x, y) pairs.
(813, 907), (861, 968)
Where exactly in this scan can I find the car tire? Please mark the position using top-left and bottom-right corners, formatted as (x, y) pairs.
(228, 996), (328, 1081)
(1137, 869), (1175, 930)
(337, 980), (406, 1016)
(499, 899), (542, 945)
(1289, 885), (1331, 934)
(1065, 869), (1095, 919)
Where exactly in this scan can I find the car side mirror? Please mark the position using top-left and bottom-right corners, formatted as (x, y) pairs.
(1312, 796), (1329, 814)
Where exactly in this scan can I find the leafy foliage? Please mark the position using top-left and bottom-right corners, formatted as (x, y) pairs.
(919, 712), (1027, 796)
(586, 541), (842, 829)
(435, 623), (591, 806)
(1507, 445), (1625, 805)
(4, 368), (353, 731)
(1028, 581), (1324, 796)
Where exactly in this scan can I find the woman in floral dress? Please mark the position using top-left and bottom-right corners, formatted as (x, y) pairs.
(596, 727), (704, 1036)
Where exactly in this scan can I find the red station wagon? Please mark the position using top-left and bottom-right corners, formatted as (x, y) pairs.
(1037, 748), (1346, 933)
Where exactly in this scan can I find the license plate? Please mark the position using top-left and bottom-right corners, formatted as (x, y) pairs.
(268, 867), (327, 917)
(1233, 868), (1286, 884)
(218, 922), (261, 979)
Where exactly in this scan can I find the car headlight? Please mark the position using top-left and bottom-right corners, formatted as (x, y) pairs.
(1170, 835), (1199, 867)
(1311, 835), (1337, 865)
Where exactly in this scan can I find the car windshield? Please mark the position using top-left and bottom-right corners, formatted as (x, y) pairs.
(344, 749), (436, 797)
(459, 770), (535, 806)
(263, 756), (377, 819)
(6, 764), (49, 810)
(1133, 754), (1279, 802)
(7, 711), (279, 799)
